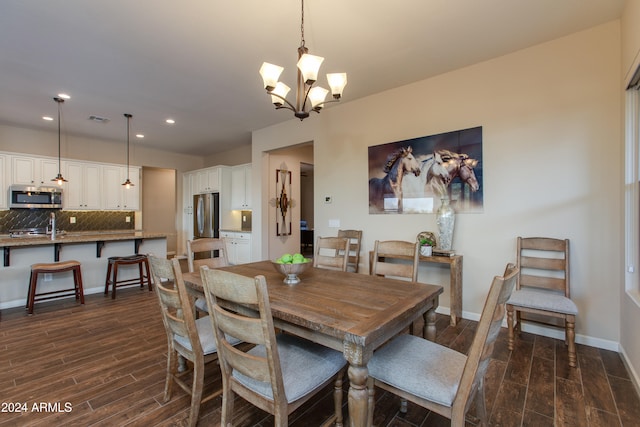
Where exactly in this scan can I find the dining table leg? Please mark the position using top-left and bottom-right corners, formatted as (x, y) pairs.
(344, 341), (372, 427)
(347, 364), (369, 427)
(423, 296), (438, 341)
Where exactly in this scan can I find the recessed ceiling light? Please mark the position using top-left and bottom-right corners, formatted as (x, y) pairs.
(165, 119), (175, 124)
(136, 134), (144, 138)
(42, 116), (53, 121)
(57, 93), (71, 99)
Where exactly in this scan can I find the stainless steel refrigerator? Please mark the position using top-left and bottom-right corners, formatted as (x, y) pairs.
(193, 192), (219, 239)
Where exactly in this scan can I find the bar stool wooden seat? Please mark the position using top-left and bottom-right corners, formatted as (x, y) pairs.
(104, 254), (152, 299)
(27, 260), (84, 315)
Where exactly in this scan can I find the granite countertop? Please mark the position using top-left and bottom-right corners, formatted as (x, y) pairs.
(220, 229), (252, 233)
(0, 230), (167, 247)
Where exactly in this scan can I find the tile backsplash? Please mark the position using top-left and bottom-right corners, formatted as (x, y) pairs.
(0, 209), (136, 234)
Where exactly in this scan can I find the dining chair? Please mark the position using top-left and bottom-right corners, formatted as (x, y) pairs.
(367, 263), (519, 427)
(187, 237), (229, 272)
(148, 255), (239, 427)
(371, 240), (420, 282)
(313, 236), (350, 271)
(186, 237), (229, 314)
(371, 240), (421, 336)
(337, 229), (363, 273)
(200, 267), (347, 427)
(506, 237), (578, 367)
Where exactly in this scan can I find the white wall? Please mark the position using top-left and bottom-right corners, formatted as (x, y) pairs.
(253, 22), (622, 352)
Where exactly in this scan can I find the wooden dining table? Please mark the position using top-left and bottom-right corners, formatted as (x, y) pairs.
(183, 260), (443, 427)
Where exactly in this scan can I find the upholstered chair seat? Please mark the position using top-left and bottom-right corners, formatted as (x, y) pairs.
(233, 333), (346, 403)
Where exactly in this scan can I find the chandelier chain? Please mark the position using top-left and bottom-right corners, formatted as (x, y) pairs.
(300, 0), (305, 48)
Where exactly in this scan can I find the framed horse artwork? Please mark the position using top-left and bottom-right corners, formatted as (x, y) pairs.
(368, 126), (483, 214)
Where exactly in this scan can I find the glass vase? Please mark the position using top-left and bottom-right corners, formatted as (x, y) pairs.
(436, 197), (455, 250)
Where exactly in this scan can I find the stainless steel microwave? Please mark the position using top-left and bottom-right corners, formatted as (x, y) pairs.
(8, 185), (63, 209)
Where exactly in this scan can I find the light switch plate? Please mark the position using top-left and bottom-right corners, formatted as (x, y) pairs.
(328, 219), (340, 228)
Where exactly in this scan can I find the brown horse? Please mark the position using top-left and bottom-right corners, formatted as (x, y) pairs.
(369, 146), (421, 213)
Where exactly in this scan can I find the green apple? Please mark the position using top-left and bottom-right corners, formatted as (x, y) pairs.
(292, 253), (305, 263)
(281, 253), (293, 264)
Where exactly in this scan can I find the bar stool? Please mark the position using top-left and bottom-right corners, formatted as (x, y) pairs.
(27, 260), (84, 315)
(104, 254), (152, 299)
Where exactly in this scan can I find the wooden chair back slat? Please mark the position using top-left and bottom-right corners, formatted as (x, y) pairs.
(338, 229), (363, 273)
(520, 255), (566, 271)
(520, 274), (566, 291)
(520, 237), (567, 252)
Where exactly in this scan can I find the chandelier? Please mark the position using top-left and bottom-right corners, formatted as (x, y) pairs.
(259, 0), (347, 120)
(51, 97), (67, 185)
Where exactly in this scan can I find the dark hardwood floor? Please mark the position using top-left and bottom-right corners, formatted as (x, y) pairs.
(1, 286), (639, 426)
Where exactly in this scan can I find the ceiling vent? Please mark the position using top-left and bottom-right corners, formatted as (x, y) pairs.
(88, 115), (110, 123)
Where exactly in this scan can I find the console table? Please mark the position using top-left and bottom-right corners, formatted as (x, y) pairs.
(369, 251), (462, 326)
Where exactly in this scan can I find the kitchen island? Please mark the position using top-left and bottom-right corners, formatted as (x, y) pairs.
(0, 231), (167, 310)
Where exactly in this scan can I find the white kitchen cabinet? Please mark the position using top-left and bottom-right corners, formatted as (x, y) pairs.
(193, 167), (220, 194)
(122, 166), (141, 210)
(11, 155), (60, 186)
(103, 165), (140, 210)
(221, 231), (251, 265)
(0, 154), (6, 208)
(230, 164), (252, 210)
(64, 161), (102, 209)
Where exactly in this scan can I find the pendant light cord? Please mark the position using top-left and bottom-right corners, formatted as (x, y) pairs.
(57, 100), (61, 171)
(125, 113), (132, 180)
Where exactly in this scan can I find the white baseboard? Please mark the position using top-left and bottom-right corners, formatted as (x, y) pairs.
(619, 344), (640, 397)
(0, 286), (105, 310)
(435, 307), (620, 352)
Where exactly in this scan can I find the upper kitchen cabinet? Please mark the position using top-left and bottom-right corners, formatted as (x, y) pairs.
(11, 155), (60, 186)
(103, 165), (140, 210)
(64, 161), (102, 210)
(231, 164), (252, 210)
(193, 166), (223, 194)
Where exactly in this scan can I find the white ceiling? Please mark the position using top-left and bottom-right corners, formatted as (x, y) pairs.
(0, 0), (625, 157)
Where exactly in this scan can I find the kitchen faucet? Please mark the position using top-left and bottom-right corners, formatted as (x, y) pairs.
(49, 212), (56, 240)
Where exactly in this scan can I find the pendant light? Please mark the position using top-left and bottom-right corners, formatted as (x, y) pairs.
(51, 97), (67, 185)
(122, 113), (134, 188)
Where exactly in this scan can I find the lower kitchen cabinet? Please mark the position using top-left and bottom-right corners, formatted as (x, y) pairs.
(220, 231), (251, 265)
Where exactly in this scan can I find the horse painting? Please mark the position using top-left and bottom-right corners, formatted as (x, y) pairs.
(369, 146), (422, 213)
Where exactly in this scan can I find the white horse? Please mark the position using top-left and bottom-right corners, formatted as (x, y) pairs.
(402, 152), (450, 200)
(402, 150), (479, 212)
